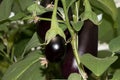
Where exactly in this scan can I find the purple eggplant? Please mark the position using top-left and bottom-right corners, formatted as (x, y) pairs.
(36, 12), (52, 41)
(78, 19), (98, 56)
(45, 35), (66, 62)
(61, 43), (79, 79)
(61, 19), (98, 78)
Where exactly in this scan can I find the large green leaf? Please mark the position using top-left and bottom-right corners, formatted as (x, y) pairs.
(109, 36), (120, 53)
(80, 54), (118, 76)
(2, 51), (45, 80)
(0, 0), (13, 20)
(89, 0), (118, 21)
(68, 73), (82, 80)
(22, 32), (41, 56)
(111, 69), (120, 80)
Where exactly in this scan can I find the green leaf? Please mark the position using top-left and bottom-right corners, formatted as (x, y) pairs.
(111, 69), (120, 80)
(59, 23), (67, 31)
(14, 39), (29, 57)
(80, 54), (118, 76)
(0, 0), (13, 20)
(71, 21), (84, 31)
(0, 22), (9, 32)
(2, 51), (45, 80)
(66, 0), (76, 11)
(0, 42), (5, 52)
(22, 32), (41, 56)
(89, 0), (118, 21)
(98, 16), (114, 43)
(17, 61), (45, 80)
(27, 3), (48, 15)
(109, 36), (120, 53)
(68, 73), (82, 80)
(9, 12), (26, 21)
(18, 0), (33, 11)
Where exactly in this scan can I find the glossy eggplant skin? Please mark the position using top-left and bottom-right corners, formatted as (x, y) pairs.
(36, 12), (52, 41)
(78, 19), (98, 56)
(61, 43), (79, 79)
(61, 20), (98, 78)
(45, 35), (66, 62)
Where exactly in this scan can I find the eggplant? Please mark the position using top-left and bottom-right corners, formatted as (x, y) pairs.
(45, 35), (66, 62)
(61, 43), (79, 79)
(61, 19), (98, 78)
(78, 19), (98, 56)
(36, 12), (52, 41)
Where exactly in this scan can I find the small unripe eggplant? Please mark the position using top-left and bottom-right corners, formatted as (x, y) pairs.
(45, 35), (66, 62)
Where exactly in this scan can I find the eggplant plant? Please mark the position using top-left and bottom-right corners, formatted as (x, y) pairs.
(0, 0), (120, 80)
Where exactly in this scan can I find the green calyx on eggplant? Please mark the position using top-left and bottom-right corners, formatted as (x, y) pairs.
(45, 35), (66, 62)
(61, 19), (98, 78)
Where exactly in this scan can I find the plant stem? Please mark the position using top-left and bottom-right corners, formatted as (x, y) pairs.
(38, 17), (64, 23)
(61, 0), (87, 79)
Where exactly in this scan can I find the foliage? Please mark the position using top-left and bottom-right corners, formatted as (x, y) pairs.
(0, 0), (120, 80)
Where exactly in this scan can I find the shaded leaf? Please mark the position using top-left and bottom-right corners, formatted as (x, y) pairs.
(66, 0), (76, 11)
(109, 36), (120, 53)
(27, 3), (48, 15)
(10, 12), (26, 21)
(80, 54), (118, 76)
(111, 69), (120, 80)
(98, 16), (114, 43)
(0, 0), (13, 20)
(2, 51), (44, 80)
(22, 32), (41, 56)
(89, 0), (118, 21)
(17, 61), (45, 80)
(18, 0), (33, 11)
